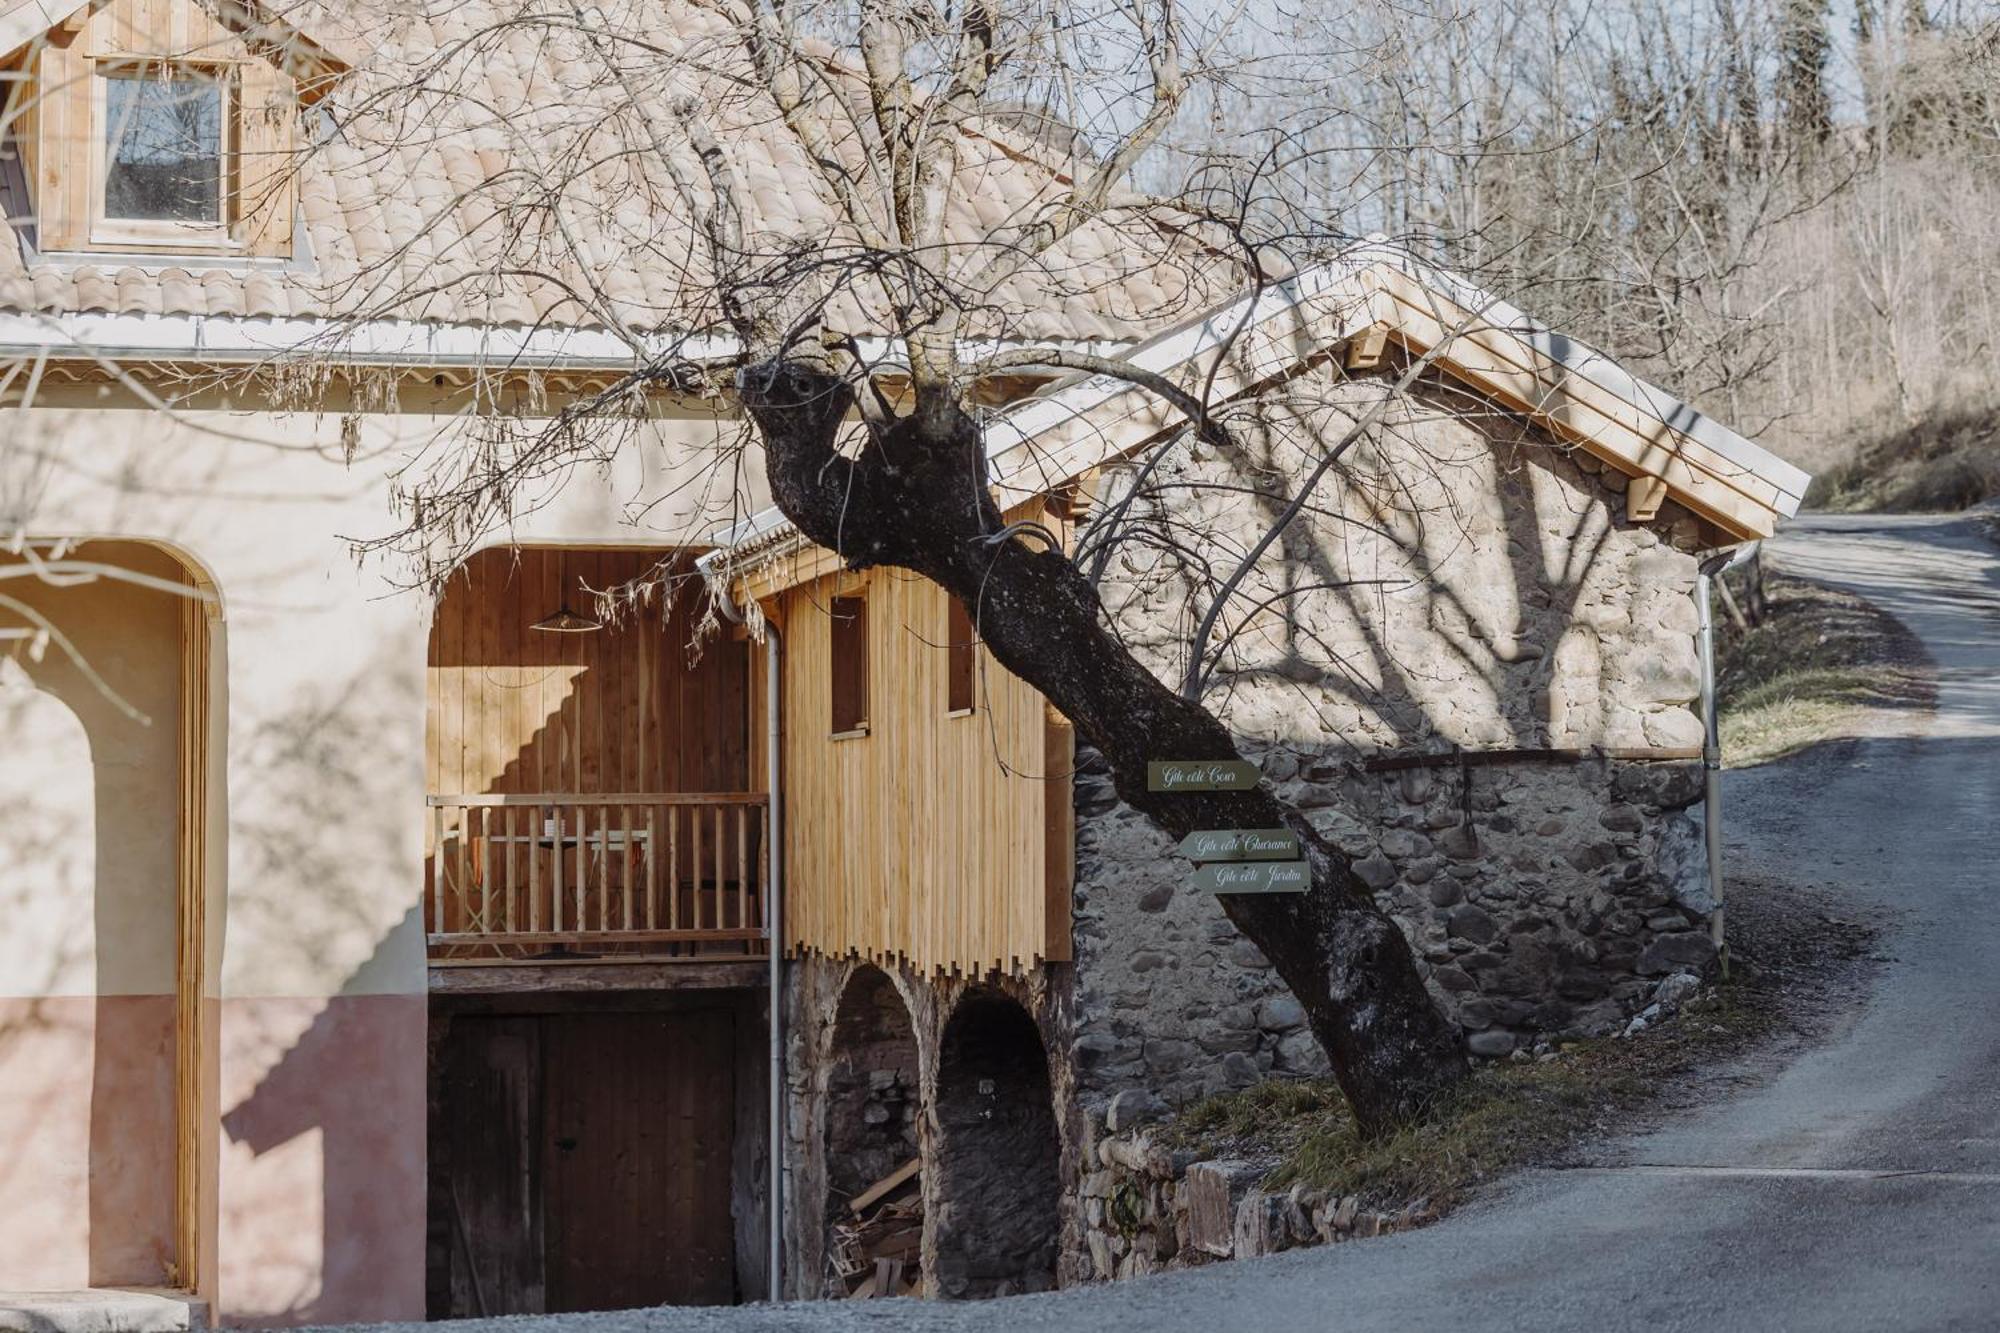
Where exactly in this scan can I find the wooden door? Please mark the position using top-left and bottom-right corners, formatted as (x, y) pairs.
(543, 1010), (738, 1311)
(434, 1015), (546, 1317)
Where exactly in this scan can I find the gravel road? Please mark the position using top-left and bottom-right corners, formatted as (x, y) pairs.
(348, 514), (2000, 1333)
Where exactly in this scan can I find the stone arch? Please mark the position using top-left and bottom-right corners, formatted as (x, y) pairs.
(931, 989), (1060, 1299)
(821, 965), (922, 1295)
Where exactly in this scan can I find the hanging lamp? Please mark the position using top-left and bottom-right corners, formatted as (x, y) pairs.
(530, 549), (603, 633)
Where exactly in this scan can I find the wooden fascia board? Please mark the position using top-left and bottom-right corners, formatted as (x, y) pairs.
(1364, 266), (1794, 510)
(1366, 271), (1779, 540)
(1373, 259), (1811, 502)
(986, 282), (1388, 510)
(717, 250), (1804, 597)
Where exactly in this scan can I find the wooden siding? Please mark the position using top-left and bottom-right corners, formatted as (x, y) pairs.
(425, 546), (755, 960)
(775, 569), (1071, 975)
(12, 0), (299, 256)
(426, 546), (748, 801)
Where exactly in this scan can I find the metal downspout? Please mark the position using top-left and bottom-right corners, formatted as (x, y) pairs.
(706, 579), (785, 1300)
(764, 621), (784, 1298)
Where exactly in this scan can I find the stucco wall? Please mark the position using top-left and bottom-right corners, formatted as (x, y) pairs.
(1069, 367), (1714, 1112)
(4, 395), (753, 1321)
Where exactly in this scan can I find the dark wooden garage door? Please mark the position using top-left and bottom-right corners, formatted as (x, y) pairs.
(545, 1011), (736, 1310)
(432, 1007), (738, 1316)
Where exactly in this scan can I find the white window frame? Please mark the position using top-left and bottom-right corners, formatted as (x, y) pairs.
(88, 60), (243, 252)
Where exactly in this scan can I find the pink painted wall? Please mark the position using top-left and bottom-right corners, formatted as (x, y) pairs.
(217, 995), (427, 1326)
(0, 997), (178, 1289)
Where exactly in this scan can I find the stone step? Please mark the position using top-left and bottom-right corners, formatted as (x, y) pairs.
(0, 1289), (207, 1333)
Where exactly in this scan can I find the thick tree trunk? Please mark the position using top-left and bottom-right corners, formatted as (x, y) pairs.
(742, 365), (1467, 1133)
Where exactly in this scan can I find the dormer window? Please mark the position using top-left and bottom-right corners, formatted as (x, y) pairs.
(98, 67), (227, 239)
(6, 0), (326, 261)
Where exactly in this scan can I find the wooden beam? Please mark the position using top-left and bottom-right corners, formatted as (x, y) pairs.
(427, 960), (769, 993)
(1627, 474), (1668, 523)
(848, 1158), (921, 1215)
(1344, 322), (1390, 370)
(1041, 704), (1075, 963)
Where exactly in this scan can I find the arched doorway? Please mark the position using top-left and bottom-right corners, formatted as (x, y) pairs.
(931, 990), (1060, 1299)
(822, 966), (921, 1298)
(0, 539), (220, 1292)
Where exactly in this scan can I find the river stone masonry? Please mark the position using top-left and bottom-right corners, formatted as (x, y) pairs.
(1069, 366), (1717, 1112)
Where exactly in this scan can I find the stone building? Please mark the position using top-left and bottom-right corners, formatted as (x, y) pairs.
(712, 251), (1810, 1296)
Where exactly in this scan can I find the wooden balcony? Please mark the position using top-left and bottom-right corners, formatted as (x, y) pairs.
(426, 792), (769, 964)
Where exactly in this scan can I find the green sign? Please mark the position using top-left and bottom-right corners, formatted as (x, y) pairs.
(1147, 760), (1259, 793)
(1178, 828), (1301, 862)
(1194, 860), (1311, 894)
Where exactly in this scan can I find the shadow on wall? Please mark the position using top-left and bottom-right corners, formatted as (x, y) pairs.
(219, 906), (425, 1327)
(0, 542), (192, 1292)
(208, 641), (426, 1324)
(1099, 369), (1672, 756)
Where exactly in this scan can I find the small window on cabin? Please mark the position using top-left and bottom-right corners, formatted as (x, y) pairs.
(100, 68), (226, 232)
(945, 596), (977, 715)
(830, 594), (869, 735)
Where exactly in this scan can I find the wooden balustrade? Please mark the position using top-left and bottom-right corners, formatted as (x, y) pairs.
(425, 792), (769, 963)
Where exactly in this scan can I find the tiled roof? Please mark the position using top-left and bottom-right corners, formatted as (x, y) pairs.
(0, 0), (1223, 345)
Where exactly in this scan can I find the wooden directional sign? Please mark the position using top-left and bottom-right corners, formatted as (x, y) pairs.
(1147, 759), (1259, 793)
(1194, 860), (1311, 894)
(1178, 828), (1301, 862)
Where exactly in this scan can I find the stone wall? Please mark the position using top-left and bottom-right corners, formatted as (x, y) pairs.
(1070, 365), (1716, 1113)
(1074, 1122), (1438, 1282)
(782, 956), (1088, 1299)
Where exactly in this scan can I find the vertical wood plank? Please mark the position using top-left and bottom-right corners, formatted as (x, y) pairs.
(573, 801), (588, 932)
(711, 805), (724, 935)
(596, 803), (611, 935)
(504, 805), (519, 933)
(620, 803), (634, 931)
(668, 805), (681, 932)
(529, 802), (542, 932)
(691, 803), (704, 932)
(734, 804), (747, 930)
(644, 806), (658, 929)
(550, 806), (564, 933)
(454, 807), (469, 933)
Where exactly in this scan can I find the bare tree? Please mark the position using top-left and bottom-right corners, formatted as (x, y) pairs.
(306, 0), (1476, 1130)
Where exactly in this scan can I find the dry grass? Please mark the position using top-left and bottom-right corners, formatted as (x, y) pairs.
(1165, 989), (1757, 1208)
(1812, 402), (2000, 514)
(1714, 571), (1933, 767)
(1161, 877), (1876, 1214)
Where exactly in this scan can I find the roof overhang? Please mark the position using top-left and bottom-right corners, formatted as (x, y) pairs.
(0, 308), (1129, 380)
(699, 243), (1811, 602)
(0, 0), (349, 92)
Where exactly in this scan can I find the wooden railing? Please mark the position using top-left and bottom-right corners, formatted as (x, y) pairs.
(425, 793), (769, 963)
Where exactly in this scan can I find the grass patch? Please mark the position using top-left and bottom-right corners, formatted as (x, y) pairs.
(1813, 401), (2000, 513)
(1714, 569), (1932, 766)
(1162, 882), (1875, 1215)
(1165, 986), (1765, 1208)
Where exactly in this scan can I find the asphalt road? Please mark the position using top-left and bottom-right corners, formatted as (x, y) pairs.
(364, 515), (2000, 1333)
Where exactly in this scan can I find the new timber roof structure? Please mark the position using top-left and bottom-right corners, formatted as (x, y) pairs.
(700, 244), (1811, 601)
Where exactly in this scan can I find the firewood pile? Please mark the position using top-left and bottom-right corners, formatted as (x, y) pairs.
(830, 1157), (921, 1299)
